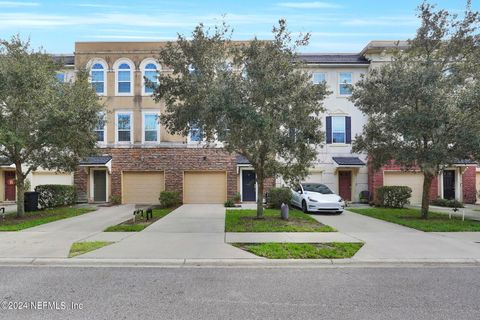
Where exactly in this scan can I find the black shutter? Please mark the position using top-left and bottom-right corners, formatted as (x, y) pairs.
(345, 116), (351, 144)
(326, 116), (332, 144)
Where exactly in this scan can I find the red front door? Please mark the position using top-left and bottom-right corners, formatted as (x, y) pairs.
(338, 171), (352, 201)
(4, 171), (16, 201)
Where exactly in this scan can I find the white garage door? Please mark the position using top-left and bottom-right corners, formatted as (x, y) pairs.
(383, 171), (424, 204)
(184, 171), (227, 204)
(122, 171), (164, 204)
(32, 172), (73, 190)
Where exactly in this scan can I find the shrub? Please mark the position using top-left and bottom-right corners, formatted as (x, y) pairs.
(267, 187), (292, 209)
(159, 191), (181, 208)
(109, 195), (121, 205)
(35, 184), (76, 209)
(233, 192), (241, 203)
(431, 198), (464, 208)
(375, 186), (412, 208)
(359, 190), (370, 204)
(224, 199), (235, 207)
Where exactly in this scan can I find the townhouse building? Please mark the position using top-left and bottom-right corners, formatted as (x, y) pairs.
(1, 40), (478, 206)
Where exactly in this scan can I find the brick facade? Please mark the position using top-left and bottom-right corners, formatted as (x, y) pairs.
(462, 165), (476, 204)
(74, 147), (275, 203)
(368, 160), (476, 204)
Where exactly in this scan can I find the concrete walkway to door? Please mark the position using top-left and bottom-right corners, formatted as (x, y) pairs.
(80, 204), (259, 259)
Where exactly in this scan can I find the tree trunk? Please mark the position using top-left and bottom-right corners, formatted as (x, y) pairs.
(256, 171), (265, 219)
(15, 168), (25, 219)
(421, 172), (434, 219)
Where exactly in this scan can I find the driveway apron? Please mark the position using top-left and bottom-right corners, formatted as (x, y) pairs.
(80, 204), (259, 259)
(310, 210), (480, 260)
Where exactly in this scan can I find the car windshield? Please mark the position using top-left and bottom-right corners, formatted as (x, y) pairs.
(301, 183), (333, 194)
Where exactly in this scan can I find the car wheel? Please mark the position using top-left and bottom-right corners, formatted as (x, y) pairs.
(302, 200), (308, 213)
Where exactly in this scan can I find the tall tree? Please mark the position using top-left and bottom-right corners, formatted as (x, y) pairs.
(0, 36), (104, 217)
(153, 20), (329, 217)
(351, 1), (480, 218)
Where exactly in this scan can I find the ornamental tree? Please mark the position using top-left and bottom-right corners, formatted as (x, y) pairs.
(0, 36), (104, 217)
(153, 20), (329, 218)
(351, 1), (480, 218)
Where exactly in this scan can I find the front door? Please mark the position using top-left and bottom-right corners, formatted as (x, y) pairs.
(338, 171), (352, 201)
(443, 170), (455, 200)
(93, 170), (107, 202)
(242, 170), (256, 201)
(4, 171), (16, 201)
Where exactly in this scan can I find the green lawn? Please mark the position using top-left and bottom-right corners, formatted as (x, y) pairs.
(350, 207), (480, 232)
(68, 241), (113, 258)
(0, 207), (96, 231)
(225, 209), (335, 232)
(104, 208), (173, 232)
(234, 242), (363, 259)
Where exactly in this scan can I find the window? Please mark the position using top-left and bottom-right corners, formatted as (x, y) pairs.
(339, 72), (353, 95)
(143, 112), (159, 142)
(91, 63), (105, 94)
(116, 112), (132, 143)
(56, 73), (65, 82)
(332, 116), (346, 143)
(143, 63), (158, 95)
(115, 60), (133, 95)
(312, 72), (326, 84)
(95, 112), (106, 143)
(189, 124), (203, 142)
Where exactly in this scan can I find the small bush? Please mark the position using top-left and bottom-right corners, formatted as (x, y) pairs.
(431, 198), (464, 208)
(109, 195), (121, 205)
(233, 192), (241, 203)
(359, 190), (370, 204)
(224, 199), (235, 207)
(159, 191), (181, 208)
(35, 184), (76, 209)
(267, 187), (292, 209)
(375, 186), (412, 208)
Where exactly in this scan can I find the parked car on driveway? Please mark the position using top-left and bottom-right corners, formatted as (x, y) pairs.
(291, 183), (345, 214)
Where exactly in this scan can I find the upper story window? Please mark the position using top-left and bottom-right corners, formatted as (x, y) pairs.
(141, 60), (159, 95)
(338, 72), (353, 95)
(326, 116), (352, 144)
(114, 59), (134, 96)
(56, 72), (66, 82)
(116, 112), (132, 143)
(95, 112), (106, 144)
(312, 72), (326, 85)
(189, 123), (203, 142)
(90, 62), (106, 95)
(331, 116), (346, 143)
(143, 112), (159, 143)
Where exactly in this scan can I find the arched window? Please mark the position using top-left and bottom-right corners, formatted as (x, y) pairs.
(90, 62), (106, 95)
(114, 59), (134, 95)
(143, 62), (159, 95)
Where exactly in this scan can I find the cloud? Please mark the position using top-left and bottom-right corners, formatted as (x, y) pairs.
(0, 1), (38, 7)
(277, 2), (341, 9)
(74, 3), (127, 9)
(84, 35), (176, 40)
(342, 16), (418, 27)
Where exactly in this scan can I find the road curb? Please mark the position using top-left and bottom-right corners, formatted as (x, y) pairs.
(0, 257), (479, 267)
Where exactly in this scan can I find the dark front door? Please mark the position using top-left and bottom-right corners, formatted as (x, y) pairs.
(4, 171), (16, 201)
(242, 170), (256, 201)
(443, 170), (455, 200)
(93, 170), (107, 202)
(338, 171), (352, 201)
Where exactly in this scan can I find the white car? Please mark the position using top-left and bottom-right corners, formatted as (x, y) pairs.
(291, 183), (345, 214)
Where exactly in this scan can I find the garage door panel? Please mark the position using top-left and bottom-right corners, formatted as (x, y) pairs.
(184, 171), (226, 204)
(123, 171), (164, 204)
(384, 172), (423, 204)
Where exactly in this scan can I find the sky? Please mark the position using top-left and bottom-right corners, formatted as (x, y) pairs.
(0, 0), (477, 54)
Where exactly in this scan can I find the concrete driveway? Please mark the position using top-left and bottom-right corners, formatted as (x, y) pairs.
(310, 210), (480, 261)
(80, 204), (259, 260)
(0, 205), (134, 258)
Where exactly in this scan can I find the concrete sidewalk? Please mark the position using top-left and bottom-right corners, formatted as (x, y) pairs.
(0, 205), (134, 258)
(79, 204), (259, 260)
(310, 210), (480, 260)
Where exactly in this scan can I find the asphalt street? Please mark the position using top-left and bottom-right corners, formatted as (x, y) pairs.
(1, 265), (479, 320)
